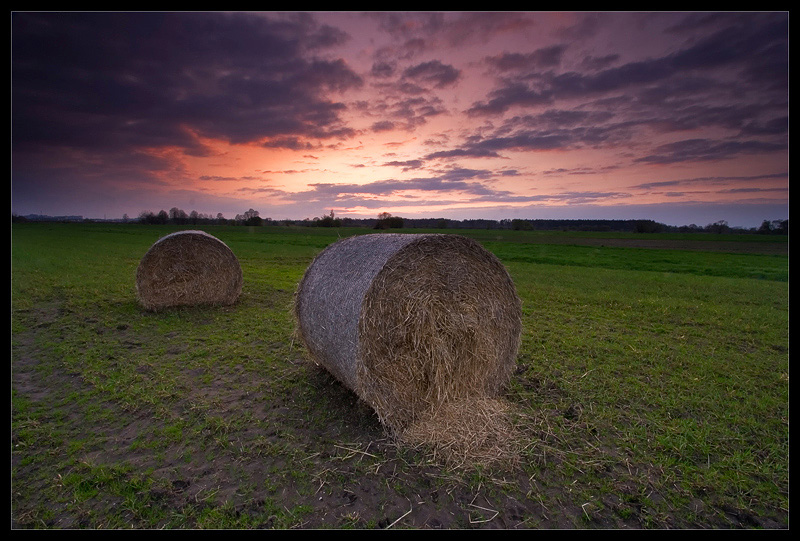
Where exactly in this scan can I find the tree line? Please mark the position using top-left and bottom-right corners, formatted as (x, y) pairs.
(131, 208), (788, 235)
(13, 208), (787, 235)
(136, 207), (265, 226)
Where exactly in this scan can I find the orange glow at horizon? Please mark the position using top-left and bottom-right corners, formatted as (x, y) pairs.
(136, 129), (788, 219)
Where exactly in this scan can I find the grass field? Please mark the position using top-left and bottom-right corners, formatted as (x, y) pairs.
(11, 222), (789, 529)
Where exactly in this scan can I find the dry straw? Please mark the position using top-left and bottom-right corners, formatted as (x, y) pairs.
(294, 233), (523, 467)
(136, 230), (243, 311)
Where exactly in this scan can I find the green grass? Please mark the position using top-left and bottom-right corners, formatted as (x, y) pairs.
(11, 222), (788, 529)
(490, 241), (787, 280)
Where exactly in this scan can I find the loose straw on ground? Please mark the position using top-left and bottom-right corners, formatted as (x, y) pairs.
(136, 230), (243, 311)
(294, 233), (524, 468)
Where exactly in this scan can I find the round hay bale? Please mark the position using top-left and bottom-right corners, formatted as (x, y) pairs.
(294, 233), (522, 436)
(136, 230), (243, 311)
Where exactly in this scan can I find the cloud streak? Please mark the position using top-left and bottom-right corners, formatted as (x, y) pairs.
(12, 12), (362, 155)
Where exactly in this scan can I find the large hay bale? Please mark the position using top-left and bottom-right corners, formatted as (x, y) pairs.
(294, 233), (522, 440)
(136, 230), (243, 311)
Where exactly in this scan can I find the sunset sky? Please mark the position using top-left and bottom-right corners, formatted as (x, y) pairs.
(11, 11), (788, 228)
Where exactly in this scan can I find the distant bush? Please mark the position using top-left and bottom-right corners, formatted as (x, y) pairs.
(314, 211), (342, 227)
(374, 213), (404, 229)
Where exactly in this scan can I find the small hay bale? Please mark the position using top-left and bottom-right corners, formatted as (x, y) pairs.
(136, 230), (243, 311)
(294, 233), (522, 446)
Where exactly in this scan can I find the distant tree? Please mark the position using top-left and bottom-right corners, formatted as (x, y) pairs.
(758, 219), (788, 235)
(706, 220), (730, 234)
(316, 210), (341, 227)
(511, 219), (532, 230)
(169, 207), (188, 224)
(234, 208), (263, 225)
(634, 220), (664, 233)
(374, 212), (403, 229)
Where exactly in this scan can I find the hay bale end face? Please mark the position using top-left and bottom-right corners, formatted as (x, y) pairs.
(294, 233), (522, 435)
(136, 230), (243, 311)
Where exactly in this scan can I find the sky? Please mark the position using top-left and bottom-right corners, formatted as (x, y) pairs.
(11, 11), (789, 228)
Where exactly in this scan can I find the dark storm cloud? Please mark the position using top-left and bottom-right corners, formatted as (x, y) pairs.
(466, 82), (552, 116)
(503, 110), (617, 131)
(402, 60), (461, 89)
(358, 94), (446, 131)
(288, 178), (483, 201)
(438, 167), (493, 181)
(12, 12), (362, 156)
(483, 46), (567, 71)
(425, 116), (636, 160)
(382, 159), (425, 171)
(632, 180), (683, 190)
(387, 96), (447, 127)
(467, 132), (573, 153)
(370, 12), (447, 39)
(283, 177), (631, 208)
(720, 187), (787, 194)
(632, 173), (787, 191)
(580, 54), (620, 71)
(262, 137), (316, 151)
(467, 13), (787, 116)
(371, 120), (396, 132)
(739, 116), (789, 137)
(425, 148), (503, 160)
(437, 13), (788, 167)
(370, 11), (535, 48)
(635, 138), (786, 164)
(274, 162), (629, 209)
(371, 61), (396, 78)
(282, 166), (513, 204)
